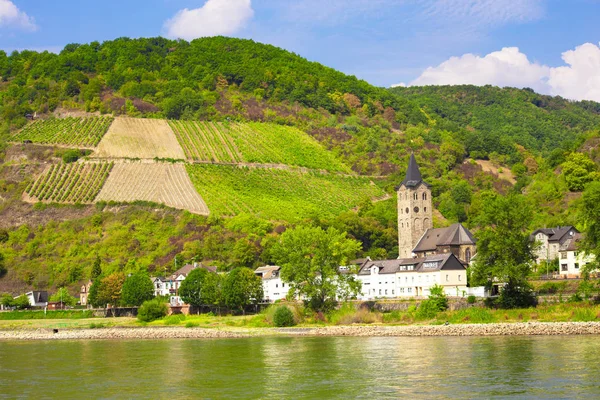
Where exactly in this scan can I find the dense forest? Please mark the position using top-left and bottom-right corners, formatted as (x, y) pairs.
(0, 37), (599, 293)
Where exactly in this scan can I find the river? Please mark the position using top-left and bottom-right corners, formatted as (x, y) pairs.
(1, 335), (599, 399)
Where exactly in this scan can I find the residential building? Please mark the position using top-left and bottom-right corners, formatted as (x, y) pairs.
(24, 291), (48, 307)
(558, 233), (595, 278)
(531, 226), (578, 263)
(80, 281), (92, 306)
(151, 263), (217, 298)
(255, 265), (290, 302)
(356, 253), (468, 299)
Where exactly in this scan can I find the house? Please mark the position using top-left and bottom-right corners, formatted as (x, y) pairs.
(397, 154), (476, 262)
(356, 253), (468, 300)
(530, 226), (578, 263)
(24, 291), (49, 307)
(255, 265), (290, 302)
(151, 263), (217, 300)
(558, 233), (595, 278)
(412, 223), (477, 265)
(80, 281), (92, 306)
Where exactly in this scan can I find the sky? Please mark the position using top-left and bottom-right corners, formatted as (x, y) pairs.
(1, 0), (600, 101)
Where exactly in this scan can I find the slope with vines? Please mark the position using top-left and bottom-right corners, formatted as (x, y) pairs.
(12, 117), (114, 147)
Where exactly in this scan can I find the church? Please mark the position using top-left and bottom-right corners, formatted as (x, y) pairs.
(354, 154), (476, 299)
(396, 153), (476, 264)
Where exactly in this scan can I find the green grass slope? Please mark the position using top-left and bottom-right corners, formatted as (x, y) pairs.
(11, 117), (114, 147)
(186, 164), (384, 221)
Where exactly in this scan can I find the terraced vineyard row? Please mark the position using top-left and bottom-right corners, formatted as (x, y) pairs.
(170, 121), (351, 173)
(186, 164), (384, 221)
(25, 162), (114, 203)
(13, 117), (114, 147)
(96, 163), (209, 215)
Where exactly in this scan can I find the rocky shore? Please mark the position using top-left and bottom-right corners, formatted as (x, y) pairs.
(2, 322), (600, 341)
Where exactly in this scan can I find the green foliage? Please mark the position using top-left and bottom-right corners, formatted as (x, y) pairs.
(273, 226), (362, 312)
(0, 310), (94, 320)
(273, 306), (296, 327)
(428, 284), (449, 311)
(415, 299), (441, 320)
(62, 149), (82, 163)
(496, 281), (538, 309)
(91, 256), (102, 280)
(561, 153), (599, 191)
(222, 267), (263, 312)
(467, 295), (477, 304)
(581, 181), (600, 260)
(94, 272), (126, 307)
(179, 268), (221, 307)
(187, 164), (384, 222)
(137, 298), (168, 322)
(0, 252), (5, 277)
(12, 295), (31, 310)
(121, 272), (154, 306)
(163, 314), (186, 325)
(49, 287), (77, 307)
(536, 281), (567, 295)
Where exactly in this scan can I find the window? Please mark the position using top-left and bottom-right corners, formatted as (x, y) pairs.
(392, 290), (395, 295)
(466, 248), (472, 264)
(458, 275), (462, 281)
(282, 283), (285, 288)
(408, 288), (412, 293)
(560, 252), (567, 259)
(414, 193), (418, 200)
(422, 193), (427, 200)
(414, 206), (419, 213)
(561, 264), (568, 272)
(424, 207), (427, 212)
(379, 289), (382, 295)
(446, 274), (449, 282)
(385, 289), (388, 295)
(276, 283), (278, 288)
(405, 207), (409, 214)
(574, 251), (579, 257)
(575, 263), (580, 269)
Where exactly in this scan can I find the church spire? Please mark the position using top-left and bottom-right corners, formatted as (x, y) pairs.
(401, 153), (429, 188)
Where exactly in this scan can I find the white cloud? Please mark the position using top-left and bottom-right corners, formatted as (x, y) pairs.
(164, 0), (254, 40)
(0, 0), (37, 31)
(408, 43), (600, 102)
(391, 82), (407, 88)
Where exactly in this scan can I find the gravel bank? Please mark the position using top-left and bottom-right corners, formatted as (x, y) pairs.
(2, 322), (600, 341)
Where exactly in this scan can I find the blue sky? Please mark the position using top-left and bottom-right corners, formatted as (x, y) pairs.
(1, 0), (600, 100)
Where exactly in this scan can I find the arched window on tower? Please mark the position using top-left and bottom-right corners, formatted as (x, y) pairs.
(413, 193), (418, 200)
(466, 248), (472, 264)
(422, 192), (427, 200)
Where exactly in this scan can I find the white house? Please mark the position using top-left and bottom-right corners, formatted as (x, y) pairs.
(24, 291), (48, 307)
(531, 226), (578, 264)
(151, 263), (218, 302)
(356, 253), (468, 300)
(558, 233), (596, 278)
(254, 265), (290, 302)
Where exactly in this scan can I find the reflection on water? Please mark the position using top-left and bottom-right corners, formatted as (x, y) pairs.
(1, 335), (600, 399)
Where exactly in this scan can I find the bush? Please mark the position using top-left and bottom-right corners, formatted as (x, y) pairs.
(163, 314), (186, 325)
(467, 295), (477, 304)
(137, 298), (168, 322)
(62, 149), (81, 163)
(497, 282), (538, 309)
(415, 300), (440, 320)
(273, 306), (296, 327)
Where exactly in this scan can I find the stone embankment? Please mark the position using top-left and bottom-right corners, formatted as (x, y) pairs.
(2, 322), (600, 341)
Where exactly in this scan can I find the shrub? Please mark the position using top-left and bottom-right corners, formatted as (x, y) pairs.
(62, 149), (81, 163)
(163, 314), (186, 325)
(467, 295), (477, 304)
(185, 321), (199, 328)
(415, 300), (440, 320)
(273, 306), (296, 327)
(137, 298), (168, 322)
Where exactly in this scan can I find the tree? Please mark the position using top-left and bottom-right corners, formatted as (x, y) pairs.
(91, 256), (102, 280)
(13, 294), (31, 309)
(88, 278), (101, 307)
(469, 193), (537, 308)
(562, 153), (599, 192)
(0, 252), (6, 278)
(0, 293), (14, 307)
(580, 181), (600, 262)
(273, 226), (362, 312)
(179, 268), (221, 308)
(137, 298), (168, 322)
(49, 288), (77, 307)
(95, 272), (126, 307)
(222, 267), (263, 313)
(121, 272), (154, 306)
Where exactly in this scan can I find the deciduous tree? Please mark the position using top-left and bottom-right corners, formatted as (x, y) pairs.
(121, 272), (154, 306)
(222, 267), (263, 313)
(179, 268), (221, 308)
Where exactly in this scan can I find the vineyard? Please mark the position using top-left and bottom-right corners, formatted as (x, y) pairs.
(25, 162), (114, 203)
(12, 117), (114, 147)
(169, 121), (351, 173)
(186, 164), (384, 221)
(96, 163), (209, 215)
(94, 118), (186, 159)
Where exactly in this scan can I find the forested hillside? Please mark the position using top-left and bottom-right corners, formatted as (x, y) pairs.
(0, 37), (599, 293)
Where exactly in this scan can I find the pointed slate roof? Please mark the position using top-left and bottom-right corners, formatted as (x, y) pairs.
(399, 153), (430, 188)
(412, 223), (476, 253)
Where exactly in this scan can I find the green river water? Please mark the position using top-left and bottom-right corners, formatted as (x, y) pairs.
(1, 335), (599, 399)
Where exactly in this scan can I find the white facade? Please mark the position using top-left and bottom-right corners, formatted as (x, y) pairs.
(558, 250), (595, 278)
(255, 266), (290, 302)
(25, 291), (48, 307)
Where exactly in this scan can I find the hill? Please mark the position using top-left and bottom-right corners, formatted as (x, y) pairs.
(0, 36), (599, 293)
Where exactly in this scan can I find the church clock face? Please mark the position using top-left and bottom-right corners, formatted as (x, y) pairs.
(414, 206), (419, 213)
(405, 207), (409, 214)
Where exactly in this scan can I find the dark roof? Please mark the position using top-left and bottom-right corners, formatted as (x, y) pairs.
(413, 223), (476, 253)
(530, 226), (578, 243)
(357, 253), (465, 276)
(172, 263), (217, 278)
(398, 153), (430, 189)
(28, 291), (48, 303)
(566, 233), (584, 251)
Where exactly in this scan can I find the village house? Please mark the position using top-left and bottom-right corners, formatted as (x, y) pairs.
(557, 233), (595, 278)
(23, 291), (48, 308)
(355, 253), (468, 299)
(80, 281), (92, 306)
(152, 263), (217, 305)
(530, 226), (578, 264)
(254, 265), (290, 302)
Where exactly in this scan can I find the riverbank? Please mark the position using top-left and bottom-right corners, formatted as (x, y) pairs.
(2, 321), (600, 341)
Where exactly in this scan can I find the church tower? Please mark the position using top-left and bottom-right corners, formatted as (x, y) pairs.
(397, 154), (433, 258)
